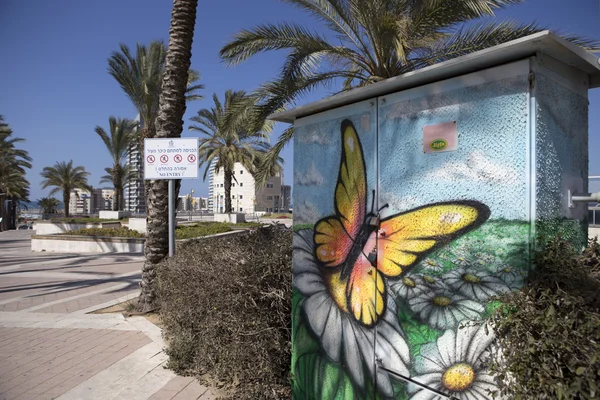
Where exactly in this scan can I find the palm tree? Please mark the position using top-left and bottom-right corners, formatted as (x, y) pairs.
(107, 41), (204, 142)
(94, 117), (137, 210)
(0, 116), (31, 231)
(40, 161), (91, 218)
(190, 90), (277, 213)
(38, 197), (60, 214)
(137, 0), (199, 313)
(220, 0), (597, 183)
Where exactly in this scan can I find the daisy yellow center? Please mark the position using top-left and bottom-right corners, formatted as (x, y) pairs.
(442, 363), (475, 392)
(423, 275), (436, 284)
(502, 267), (512, 273)
(403, 277), (416, 288)
(462, 273), (480, 283)
(432, 296), (452, 307)
(324, 272), (349, 313)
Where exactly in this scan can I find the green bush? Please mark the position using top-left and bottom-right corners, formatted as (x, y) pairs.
(489, 238), (600, 399)
(158, 225), (292, 399)
(60, 227), (144, 238)
(175, 222), (232, 239)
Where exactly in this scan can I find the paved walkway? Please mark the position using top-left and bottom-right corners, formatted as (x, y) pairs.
(0, 230), (214, 400)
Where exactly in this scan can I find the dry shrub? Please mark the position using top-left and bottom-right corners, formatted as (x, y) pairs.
(158, 225), (292, 399)
(490, 238), (600, 399)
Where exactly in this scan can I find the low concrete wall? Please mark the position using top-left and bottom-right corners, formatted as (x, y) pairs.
(590, 226), (600, 240)
(32, 234), (144, 253)
(128, 218), (147, 234)
(99, 211), (131, 219)
(214, 213), (246, 223)
(34, 222), (121, 235)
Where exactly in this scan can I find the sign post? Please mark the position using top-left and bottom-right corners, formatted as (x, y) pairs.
(144, 138), (199, 257)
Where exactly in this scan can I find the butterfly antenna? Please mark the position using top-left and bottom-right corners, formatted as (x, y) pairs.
(378, 203), (389, 212)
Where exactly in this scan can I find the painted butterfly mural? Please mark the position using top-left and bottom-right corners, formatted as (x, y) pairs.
(313, 119), (491, 327)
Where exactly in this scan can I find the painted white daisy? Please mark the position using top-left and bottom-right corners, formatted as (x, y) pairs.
(418, 274), (448, 291)
(494, 265), (524, 289)
(293, 229), (411, 397)
(408, 322), (501, 400)
(390, 275), (425, 300)
(444, 267), (510, 302)
(408, 289), (484, 330)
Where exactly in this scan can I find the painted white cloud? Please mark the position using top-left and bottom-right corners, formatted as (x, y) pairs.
(298, 129), (331, 145)
(426, 151), (520, 185)
(295, 163), (325, 186)
(294, 200), (322, 224)
(379, 192), (422, 216)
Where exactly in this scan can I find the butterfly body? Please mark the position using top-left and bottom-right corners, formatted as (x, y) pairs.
(313, 119), (490, 327)
(339, 212), (378, 280)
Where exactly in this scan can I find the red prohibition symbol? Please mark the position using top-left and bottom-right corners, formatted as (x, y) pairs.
(146, 155), (155, 163)
(174, 154), (183, 163)
(160, 154), (169, 163)
(187, 154), (197, 163)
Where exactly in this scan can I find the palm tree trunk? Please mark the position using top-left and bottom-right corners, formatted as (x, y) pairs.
(63, 193), (70, 218)
(224, 170), (233, 213)
(114, 188), (120, 211)
(138, 0), (198, 313)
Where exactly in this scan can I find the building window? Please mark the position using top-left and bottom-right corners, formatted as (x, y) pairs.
(266, 183), (273, 188)
(239, 195), (243, 199)
(240, 182), (243, 187)
(232, 195), (235, 199)
(240, 170), (243, 174)
(267, 196), (273, 200)
(232, 183), (235, 187)
(240, 207), (243, 212)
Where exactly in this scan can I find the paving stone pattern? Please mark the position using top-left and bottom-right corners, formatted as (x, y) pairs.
(0, 231), (213, 400)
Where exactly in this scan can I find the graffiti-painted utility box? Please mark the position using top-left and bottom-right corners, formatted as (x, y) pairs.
(270, 32), (600, 399)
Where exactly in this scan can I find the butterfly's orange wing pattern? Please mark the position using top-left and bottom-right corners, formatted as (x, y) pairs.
(314, 121), (367, 268)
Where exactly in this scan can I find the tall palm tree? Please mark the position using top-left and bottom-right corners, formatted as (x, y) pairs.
(94, 117), (137, 210)
(0, 116), (31, 231)
(137, 0), (199, 313)
(220, 0), (597, 183)
(190, 90), (276, 213)
(38, 197), (60, 214)
(40, 161), (91, 218)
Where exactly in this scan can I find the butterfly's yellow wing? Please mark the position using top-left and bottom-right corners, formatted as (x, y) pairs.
(344, 201), (489, 327)
(375, 201), (490, 278)
(314, 120), (367, 267)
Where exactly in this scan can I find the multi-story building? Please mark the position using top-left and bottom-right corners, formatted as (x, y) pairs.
(209, 161), (285, 214)
(124, 115), (146, 214)
(68, 188), (93, 215)
(281, 185), (291, 211)
(89, 188), (115, 212)
(100, 188), (115, 211)
(207, 162), (215, 213)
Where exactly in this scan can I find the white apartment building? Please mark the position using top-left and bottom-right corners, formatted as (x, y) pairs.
(124, 115), (146, 214)
(209, 162), (285, 214)
(97, 188), (115, 211)
(177, 196), (209, 212)
(68, 188), (93, 215)
(69, 188), (116, 214)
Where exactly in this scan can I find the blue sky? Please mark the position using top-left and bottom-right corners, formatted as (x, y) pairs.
(1, 0), (599, 202)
